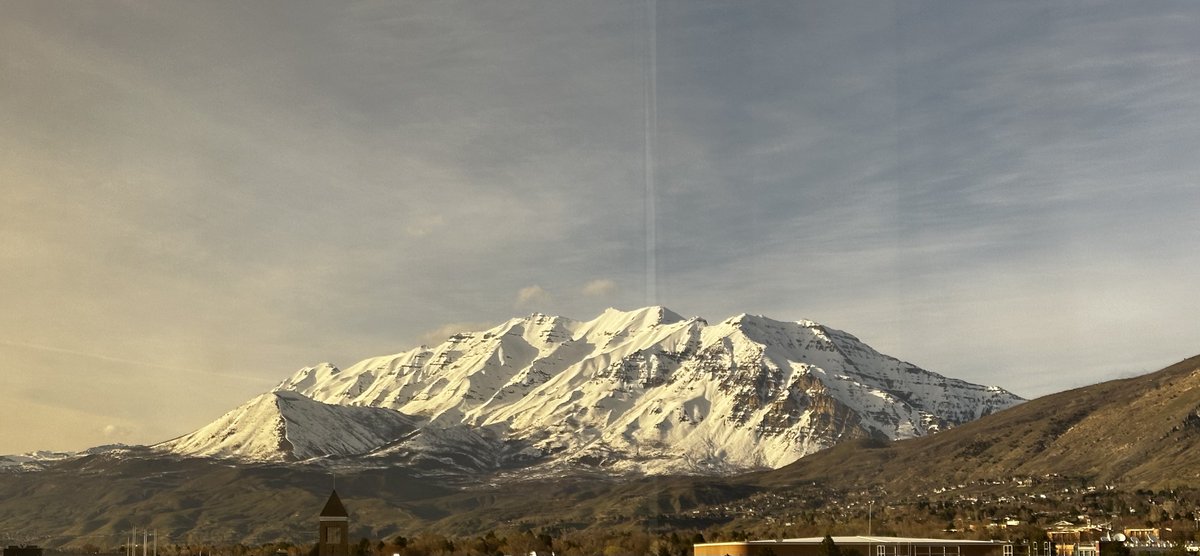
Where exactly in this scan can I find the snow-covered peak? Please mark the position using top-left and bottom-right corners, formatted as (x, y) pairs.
(180, 307), (1024, 475)
(157, 391), (416, 461)
(571, 305), (687, 341)
(274, 362), (340, 393)
(599, 305), (685, 326)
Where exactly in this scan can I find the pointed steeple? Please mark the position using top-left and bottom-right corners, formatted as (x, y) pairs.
(320, 490), (348, 519)
(318, 489), (350, 556)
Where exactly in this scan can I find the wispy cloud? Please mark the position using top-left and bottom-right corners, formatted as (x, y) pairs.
(404, 214), (446, 238)
(515, 285), (552, 308)
(0, 340), (275, 386)
(581, 279), (617, 297)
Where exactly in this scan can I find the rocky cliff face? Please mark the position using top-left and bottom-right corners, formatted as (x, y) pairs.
(162, 307), (1024, 475)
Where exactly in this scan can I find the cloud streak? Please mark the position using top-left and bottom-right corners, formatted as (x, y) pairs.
(515, 285), (552, 308)
(582, 279), (618, 297)
(0, 340), (275, 386)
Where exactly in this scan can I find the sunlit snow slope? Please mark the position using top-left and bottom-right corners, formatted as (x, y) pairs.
(176, 306), (1023, 474)
(159, 391), (418, 461)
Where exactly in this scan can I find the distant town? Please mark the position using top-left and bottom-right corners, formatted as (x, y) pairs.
(4, 479), (1198, 556)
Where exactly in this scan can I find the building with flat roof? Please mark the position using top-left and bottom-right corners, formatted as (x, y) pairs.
(695, 536), (1014, 556)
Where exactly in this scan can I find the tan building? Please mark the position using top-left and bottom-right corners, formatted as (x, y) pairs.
(1047, 524), (1105, 556)
(695, 536), (1013, 556)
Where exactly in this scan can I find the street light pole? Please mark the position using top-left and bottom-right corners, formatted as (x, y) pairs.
(869, 501), (874, 536)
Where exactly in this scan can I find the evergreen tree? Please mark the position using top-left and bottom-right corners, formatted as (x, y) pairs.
(820, 535), (841, 556)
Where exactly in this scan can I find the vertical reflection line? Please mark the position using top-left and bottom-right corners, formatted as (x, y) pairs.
(644, 0), (659, 307)
(643, 0), (663, 541)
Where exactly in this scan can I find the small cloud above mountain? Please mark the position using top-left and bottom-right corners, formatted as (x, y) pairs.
(581, 279), (616, 297)
(515, 285), (551, 307)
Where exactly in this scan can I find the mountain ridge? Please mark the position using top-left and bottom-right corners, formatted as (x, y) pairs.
(162, 306), (1024, 475)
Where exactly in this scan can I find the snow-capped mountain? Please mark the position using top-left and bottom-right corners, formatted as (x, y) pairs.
(162, 307), (1024, 475)
(159, 391), (418, 461)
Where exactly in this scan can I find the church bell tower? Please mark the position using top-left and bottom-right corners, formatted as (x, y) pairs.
(318, 490), (349, 556)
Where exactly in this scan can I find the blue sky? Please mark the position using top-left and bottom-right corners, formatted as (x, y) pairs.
(2, 1), (1198, 454)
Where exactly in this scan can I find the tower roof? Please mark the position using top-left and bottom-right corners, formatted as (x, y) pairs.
(320, 490), (348, 518)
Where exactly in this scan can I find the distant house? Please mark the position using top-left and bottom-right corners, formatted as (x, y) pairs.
(695, 536), (1013, 556)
